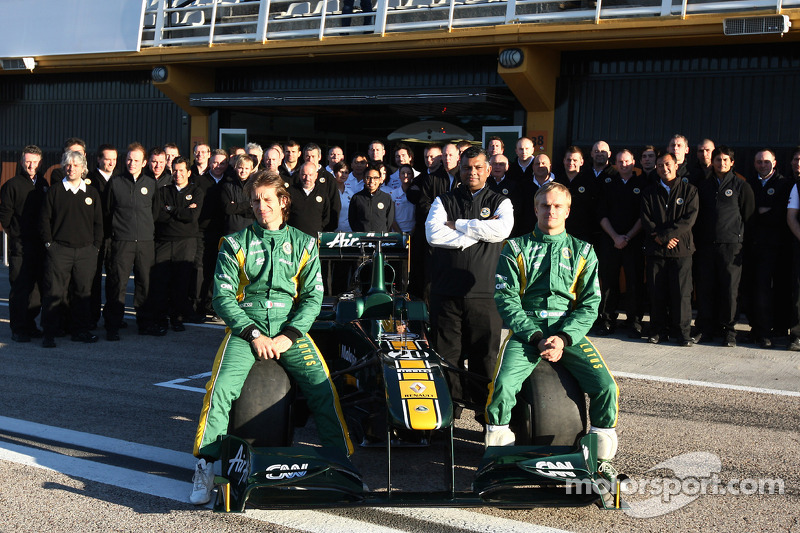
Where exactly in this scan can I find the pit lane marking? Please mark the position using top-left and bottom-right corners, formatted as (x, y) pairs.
(614, 371), (800, 397)
(0, 417), (569, 533)
(154, 372), (211, 393)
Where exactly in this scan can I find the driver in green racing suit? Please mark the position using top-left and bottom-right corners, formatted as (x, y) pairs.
(189, 171), (353, 505)
(485, 182), (620, 478)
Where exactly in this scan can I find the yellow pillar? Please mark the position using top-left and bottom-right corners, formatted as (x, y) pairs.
(152, 65), (215, 150)
(498, 47), (561, 157)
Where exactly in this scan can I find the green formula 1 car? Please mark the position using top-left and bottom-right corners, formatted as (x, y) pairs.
(214, 232), (627, 512)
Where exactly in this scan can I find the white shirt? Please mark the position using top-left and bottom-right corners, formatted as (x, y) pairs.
(425, 188), (514, 250)
(337, 188), (353, 232)
(391, 187), (415, 233)
(344, 174), (364, 197)
(788, 183), (800, 210)
(98, 169), (113, 182)
(62, 178), (87, 194)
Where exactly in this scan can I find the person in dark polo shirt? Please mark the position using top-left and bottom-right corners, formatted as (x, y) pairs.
(39, 151), (103, 347)
(349, 167), (395, 232)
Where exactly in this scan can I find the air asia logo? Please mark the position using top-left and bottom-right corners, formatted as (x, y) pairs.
(265, 463), (309, 480)
(227, 445), (250, 484)
(535, 460), (577, 478)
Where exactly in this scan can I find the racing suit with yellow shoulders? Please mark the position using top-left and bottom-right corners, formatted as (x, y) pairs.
(486, 226), (619, 436)
(193, 223), (353, 459)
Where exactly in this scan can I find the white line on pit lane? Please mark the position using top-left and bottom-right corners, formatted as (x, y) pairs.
(614, 371), (800, 397)
(154, 372), (211, 393)
(0, 417), (566, 533)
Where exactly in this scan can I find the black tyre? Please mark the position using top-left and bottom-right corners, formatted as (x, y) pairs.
(228, 359), (295, 447)
(510, 360), (587, 447)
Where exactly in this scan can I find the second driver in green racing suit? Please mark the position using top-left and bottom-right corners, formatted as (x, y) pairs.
(485, 181), (620, 478)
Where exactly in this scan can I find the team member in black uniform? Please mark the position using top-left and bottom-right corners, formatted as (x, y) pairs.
(487, 154), (516, 198)
(596, 149), (647, 338)
(288, 161), (331, 238)
(220, 154), (255, 235)
(556, 146), (601, 245)
(86, 144), (118, 329)
(693, 146), (755, 347)
(640, 153), (698, 346)
(194, 148), (226, 321)
(104, 143), (161, 339)
(0, 145), (47, 342)
(742, 149), (792, 348)
(348, 167), (395, 232)
(39, 151), (103, 347)
(152, 157), (204, 332)
(297, 143), (340, 231)
(425, 146), (514, 411)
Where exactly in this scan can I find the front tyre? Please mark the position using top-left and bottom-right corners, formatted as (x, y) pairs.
(228, 359), (295, 447)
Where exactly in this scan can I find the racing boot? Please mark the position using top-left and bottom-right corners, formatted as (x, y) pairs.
(590, 426), (619, 487)
(484, 424), (515, 447)
(190, 458), (215, 505)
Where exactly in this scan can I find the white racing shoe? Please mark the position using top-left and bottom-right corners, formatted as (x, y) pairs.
(190, 458), (215, 505)
(484, 425), (516, 447)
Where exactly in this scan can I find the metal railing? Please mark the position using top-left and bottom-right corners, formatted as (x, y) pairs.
(140, 0), (796, 46)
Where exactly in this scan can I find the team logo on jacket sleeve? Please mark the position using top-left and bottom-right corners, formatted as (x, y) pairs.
(561, 247), (572, 259)
(377, 202), (385, 209)
(283, 242), (292, 254)
(633, 188), (641, 194)
(84, 179), (92, 185)
(480, 207), (491, 218)
(724, 189), (733, 197)
(186, 194), (193, 200)
(676, 197), (684, 205)
(578, 186), (585, 193)
(315, 196), (323, 203)
(605, 177), (612, 183)
(767, 188), (775, 196)
(85, 197), (93, 205)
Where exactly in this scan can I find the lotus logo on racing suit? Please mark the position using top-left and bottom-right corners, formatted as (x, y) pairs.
(534, 460), (577, 478)
(265, 463), (309, 480)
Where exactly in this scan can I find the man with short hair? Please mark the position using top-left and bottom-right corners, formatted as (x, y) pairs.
(194, 148), (227, 321)
(442, 143), (461, 190)
(326, 146), (344, 175)
(349, 167), (394, 232)
(246, 143), (264, 170)
(511, 153), (554, 237)
(487, 154), (515, 198)
(367, 140), (394, 174)
(288, 162), (331, 238)
(50, 138), (87, 183)
(641, 153), (698, 345)
(147, 147), (173, 188)
(506, 137), (535, 183)
(425, 146), (513, 413)
(556, 146), (601, 245)
(153, 157), (204, 332)
(299, 143), (340, 231)
(485, 182), (619, 488)
(282, 140), (302, 180)
(263, 147), (282, 176)
(693, 146), (755, 347)
(596, 149), (647, 338)
(486, 136), (504, 157)
(694, 139), (715, 181)
(86, 144), (118, 328)
(192, 143), (211, 177)
(164, 143), (180, 171)
(743, 149), (792, 348)
(104, 143), (161, 339)
(387, 143), (420, 190)
(0, 145), (47, 342)
(640, 145), (658, 184)
(588, 141), (616, 181)
(667, 134), (691, 182)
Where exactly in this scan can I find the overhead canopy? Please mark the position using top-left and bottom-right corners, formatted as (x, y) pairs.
(0, 0), (144, 58)
(387, 121), (474, 143)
